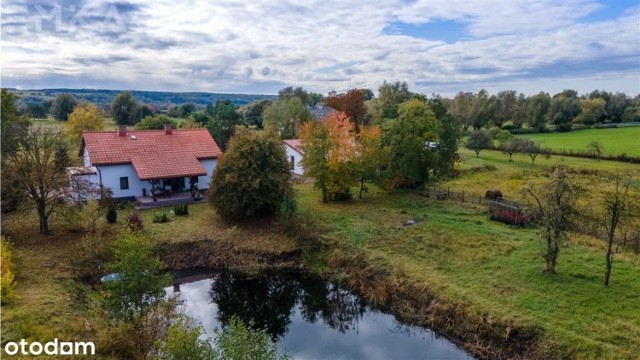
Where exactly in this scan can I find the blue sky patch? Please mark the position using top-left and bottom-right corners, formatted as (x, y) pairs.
(383, 19), (468, 43)
(581, 0), (639, 22)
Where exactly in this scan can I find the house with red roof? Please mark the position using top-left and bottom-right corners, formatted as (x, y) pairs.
(282, 139), (304, 175)
(78, 125), (221, 201)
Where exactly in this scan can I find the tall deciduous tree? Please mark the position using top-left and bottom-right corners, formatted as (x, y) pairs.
(208, 129), (292, 220)
(325, 89), (366, 133)
(1, 89), (31, 213)
(451, 91), (474, 131)
(435, 113), (460, 178)
(382, 99), (442, 188)
(65, 103), (104, 144)
(355, 125), (388, 198)
(300, 112), (358, 202)
(263, 97), (310, 139)
(111, 91), (140, 125)
(528, 92), (551, 131)
(548, 90), (581, 131)
(50, 93), (77, 121)
(524, 166), (579, 273)
(135, 115), (178, 130)
(576, 97), (606, 125)
(371, 81), (412, 122)
(206, 99), (241, 151)
(4, 126), (70, 234)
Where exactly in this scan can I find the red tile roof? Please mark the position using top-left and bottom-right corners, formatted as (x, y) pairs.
(81, 128), (221, 180)
(282, 139), (304, 155)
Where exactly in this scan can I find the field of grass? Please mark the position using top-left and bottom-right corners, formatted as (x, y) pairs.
(516, 127), (640, 157)
(296, 181), (640, 359)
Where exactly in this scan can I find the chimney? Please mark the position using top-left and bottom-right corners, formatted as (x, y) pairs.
(118, 125), (127, 136)
(164, 124), (173, 135)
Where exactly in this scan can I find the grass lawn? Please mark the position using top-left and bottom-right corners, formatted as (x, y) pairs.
(516, 127), (640, 157)
(296, 182), (640, 359)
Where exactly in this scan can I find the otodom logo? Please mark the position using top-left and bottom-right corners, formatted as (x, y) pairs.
(4, 339), (95, 356)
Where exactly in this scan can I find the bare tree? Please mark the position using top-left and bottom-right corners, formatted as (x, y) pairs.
(586, 140), (604, 162)
(595, 173), (639, 286)
(4, 126), (70, 234)
(524, 166), (580, 273)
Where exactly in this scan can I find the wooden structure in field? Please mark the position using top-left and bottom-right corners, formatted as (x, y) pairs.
(488, 198), (535, 225)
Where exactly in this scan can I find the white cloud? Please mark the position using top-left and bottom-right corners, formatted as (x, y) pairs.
(1, 0), (638, 96)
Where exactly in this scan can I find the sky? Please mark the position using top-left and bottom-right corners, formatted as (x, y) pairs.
(1, 0), (639, 97)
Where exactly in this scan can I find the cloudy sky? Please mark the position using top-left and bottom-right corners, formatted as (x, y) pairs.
(1, 0), (639, 96)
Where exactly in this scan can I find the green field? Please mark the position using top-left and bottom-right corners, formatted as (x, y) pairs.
(516, 127), (640, 157)
(296, 178), (640, 359)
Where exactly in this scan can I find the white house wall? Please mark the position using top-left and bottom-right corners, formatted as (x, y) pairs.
(92, 159), (218, 199)
(197, 159), (217, 189)
(284, 145), (304, 175)
(83, 147), (91, 167)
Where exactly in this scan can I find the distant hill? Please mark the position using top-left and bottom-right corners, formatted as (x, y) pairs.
(9, 88), (276, 108)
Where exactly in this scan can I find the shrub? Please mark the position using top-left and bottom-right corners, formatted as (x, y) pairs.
(1, 236), (17, 304)
(125, 212), (144, 233)
(213, 317), (290, 360)
(280, 191), (297, 219)
(209, 129), (292, 220)
(174, 204), (189, 216)
(152, 212), (169, 223)
(152, 316), (214, 360)
(104, 234), (171, 321)
(106, 207), (118, 223)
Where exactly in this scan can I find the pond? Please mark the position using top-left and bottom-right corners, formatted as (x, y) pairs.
(167, 270), (473, 360)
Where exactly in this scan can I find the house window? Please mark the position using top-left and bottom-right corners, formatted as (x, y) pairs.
(290, 156), (295, 170)
(120, 176), (129, 190)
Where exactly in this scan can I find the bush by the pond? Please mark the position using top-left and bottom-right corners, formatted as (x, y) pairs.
(1, 236), (17, 305)
(213, 317), (290, 360)
(153, 212), (169, 223)
(174, 204), (189, 216)
(106, 207), (117, 223)
(125, 212), (144, 233)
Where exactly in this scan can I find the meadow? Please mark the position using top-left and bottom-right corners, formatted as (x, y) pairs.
(296, 166), (640, 359)
(516, 127), (640, 157)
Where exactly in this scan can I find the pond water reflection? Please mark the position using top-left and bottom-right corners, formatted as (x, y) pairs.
(167, 270), (473, 360)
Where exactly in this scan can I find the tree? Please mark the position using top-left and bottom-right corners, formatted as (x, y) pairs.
(111, 91), (141, 125)
(300, 112), (359, 201)
(593, 173), (639, 286)
(1, 90), (31, 213)
(137, 104), (154, 120)
(548, 91), (581, 131)
(528, 92), (551, 131)
(354, 125), (387, 198)
(136, 115), (178, 130)
(435, 113), (460, 178)
(81, 198), (106, 263)
(503, 138), (527, 162)
(586, 140), (604, 162)
(3, 126), (70, 234)
(325, 89), (366, 133)
(65, 103), (104, 144)
(206, 99), (241, 151)
(576, 97), (606, 126)
(494, 130), (514, 150)
(465, 130), (492, 158)
(238, 99), (272, 128)
(382, 99), (442, 188)
(277, 86), (322, 106)
(494, 90), (517, 128)
(451, 91), (474, 131)
(208, 129), (292, 220)
(371, 81), (412, 121)
(50, 93), (77, 121)
(524, 166), (579, 273)
(263, 97), (310, 139)
(521, 139), (549, 165)
(470, 89), (491, 130)
(212, 318), (290, 360)
(104, 234), (171, 321)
